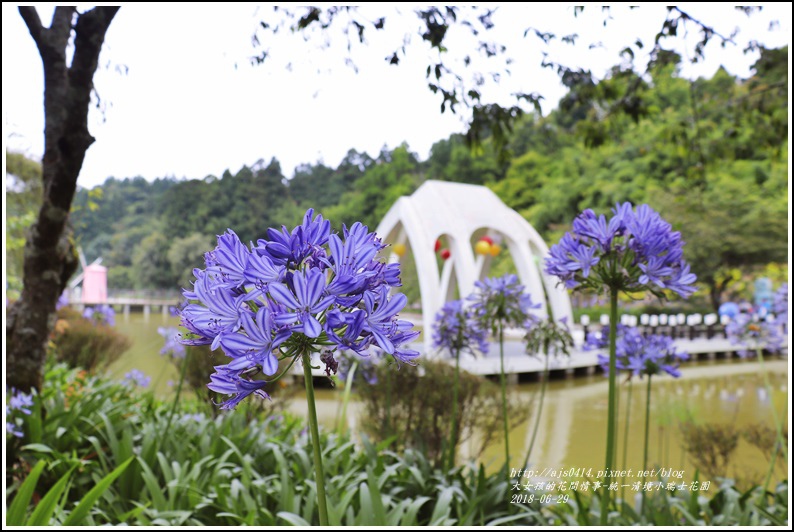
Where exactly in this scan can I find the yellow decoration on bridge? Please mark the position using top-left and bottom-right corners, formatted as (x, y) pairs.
(474, 240), (491, 255)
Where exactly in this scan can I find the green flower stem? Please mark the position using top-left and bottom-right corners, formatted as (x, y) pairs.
(600, 289), (619, 526)
(449, 348), (461, 471)
(523, 345), (549, 467)
(499, 323), (511, 474)
(302, 353), (329, 526)
(386, 370), (392, 436)
(641, 375), (652, 515)
(756, 348), (787, 491)
(162, 349), (189, 440)
(621, 379), (633, 506)
(336, 361), (358, 435)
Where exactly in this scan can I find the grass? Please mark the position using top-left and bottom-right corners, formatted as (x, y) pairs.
(5, 362), (788, 526)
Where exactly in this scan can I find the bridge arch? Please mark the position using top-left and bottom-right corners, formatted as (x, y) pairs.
(375, 180), (573, 356)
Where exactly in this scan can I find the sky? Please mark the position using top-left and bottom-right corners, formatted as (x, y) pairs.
(2, 3), (791, 189)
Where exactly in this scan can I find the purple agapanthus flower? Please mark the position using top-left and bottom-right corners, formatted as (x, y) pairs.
(725, 312), (785, 357)
(468, 274), (541, 333)
(122, 369), (151, 388)
(177, 209), (416, 408)
(56, 291), (69, 310)
(545, 203), (697, 299)
(433, 299), (489, 358)
(586, 325), (688, 379)
(83, 304), (116, 326)
(337, 349), (380, 385)
(773, 283), (788, 333)
(6, 389), (34, 439)
(207, 368), (269, 409)
(158, 326), (186, 359)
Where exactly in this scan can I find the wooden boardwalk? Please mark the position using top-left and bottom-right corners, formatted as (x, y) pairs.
(305, 333), (788, 378)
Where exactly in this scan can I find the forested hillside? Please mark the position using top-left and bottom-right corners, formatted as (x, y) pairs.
(8, 47), (788, 309)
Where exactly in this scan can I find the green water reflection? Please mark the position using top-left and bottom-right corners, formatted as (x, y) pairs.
(112, 312), (788, 487)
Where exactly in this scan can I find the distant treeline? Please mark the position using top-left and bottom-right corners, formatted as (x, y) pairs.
(15, 47), (787, 309)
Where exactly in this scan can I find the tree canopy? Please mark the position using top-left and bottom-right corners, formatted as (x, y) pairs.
(33, 45), (783, 310)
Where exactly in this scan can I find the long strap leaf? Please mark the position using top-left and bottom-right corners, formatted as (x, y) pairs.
(6, 460), (47, 525)
(62, 456), (135, 525)
(27, 465), (76, 526)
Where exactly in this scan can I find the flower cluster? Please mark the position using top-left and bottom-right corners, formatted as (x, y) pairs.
(432, 299), (489, 357)
(468, 274), (540, 333)
(56, 291), (69, 310)
(545, 203), (696, 298)
(725, 313), (784, 357)
(83, 304), (116, 326)
(585, 325), (689, 378)
(158, 326), (186, 359)
(123, 369), (151, 388)
(178, 209), (418, 409)
(525, 317), (575, 360)
(773, 283), (788, 332)
(6, 390), (33, 439)
(337, 348), (380, 385)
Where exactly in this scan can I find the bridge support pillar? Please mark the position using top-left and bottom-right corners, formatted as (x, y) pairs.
(143, 304), (150, 321)
(162, 304), (169, 319)
(124, 304), (130, 319)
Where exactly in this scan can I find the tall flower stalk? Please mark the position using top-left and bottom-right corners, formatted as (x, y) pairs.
(587, 324), (689, 515)
(523, 317), (574, 468)
(469, 274), (540, 473)
(432, 299), (488, 470)
(546, 203), (696, 523)
(177, 209), (418, 525)
(725, 304), (788, 490)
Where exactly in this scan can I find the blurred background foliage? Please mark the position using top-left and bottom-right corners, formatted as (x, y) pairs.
(6, 46), (788, 309)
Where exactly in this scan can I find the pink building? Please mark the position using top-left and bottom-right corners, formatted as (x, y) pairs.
(81, 264), (108, 304)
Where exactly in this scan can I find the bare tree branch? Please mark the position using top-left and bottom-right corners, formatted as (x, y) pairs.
(7, 6), (119, 393)
(18, 6), (44, 47)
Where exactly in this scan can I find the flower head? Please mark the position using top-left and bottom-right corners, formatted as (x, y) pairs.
(337, 349), (381, 385)
(56, 291), (69, 310)
(122, 369), (151, 388)
(432, 299), (489, 357)
(6, 389), (34, 439)
(773, 283), (788, 332)
(545, 203), (696, 299)
(468, 274), (540, 333)
(178, 209), (416, 408)
(158, 326), (186, 359)
(83, 304), (116, 326)
(525, 317), (575, 360)
(586, 325), (688, 379)
(725, 312), (784, 357)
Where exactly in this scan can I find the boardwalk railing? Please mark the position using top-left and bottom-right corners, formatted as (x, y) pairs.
(579, 312), (774, 341)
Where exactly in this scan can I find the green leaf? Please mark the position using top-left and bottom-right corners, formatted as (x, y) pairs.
(277, 511), (312, 526)
(63, 456), (134, 525)
(137, 456), (167, 510)
(6, 460), (47, 525)
(20, 443), (55, 454)
(27, 465), (75, 526)
(429, 486), (455, 525)
(367, 467), (387, 524)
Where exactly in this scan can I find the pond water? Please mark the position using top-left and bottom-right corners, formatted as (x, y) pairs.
(110, 312), (788, 487)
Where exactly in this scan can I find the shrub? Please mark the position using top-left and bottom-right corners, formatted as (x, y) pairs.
(356, 359), (529, 467)
(50, 308), (132, 372)
(679, 421), (740, 481)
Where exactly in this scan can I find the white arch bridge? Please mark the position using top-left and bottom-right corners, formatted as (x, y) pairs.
(375, 180), (573, 357)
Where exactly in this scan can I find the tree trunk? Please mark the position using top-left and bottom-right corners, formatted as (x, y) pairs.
(6, 6), (119, 392)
